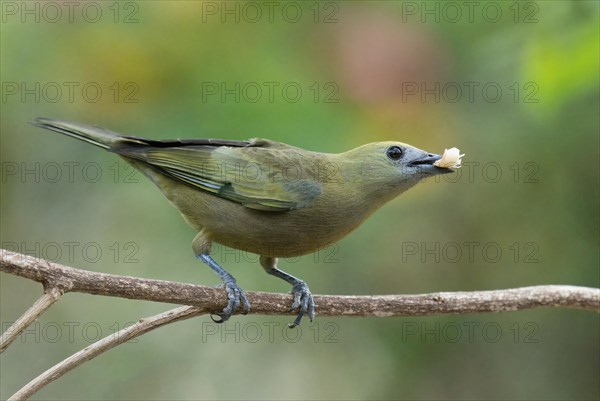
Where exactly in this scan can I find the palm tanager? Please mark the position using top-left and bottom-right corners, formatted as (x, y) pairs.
(32, 117), (461, 327)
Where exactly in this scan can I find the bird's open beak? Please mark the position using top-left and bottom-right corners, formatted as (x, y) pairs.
(409, 154), (454, 175)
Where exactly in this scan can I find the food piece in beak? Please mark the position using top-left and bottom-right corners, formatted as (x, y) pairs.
(433, 147), (465, 169)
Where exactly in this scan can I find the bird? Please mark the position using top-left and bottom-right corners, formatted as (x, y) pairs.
(32, 117), (456, 327)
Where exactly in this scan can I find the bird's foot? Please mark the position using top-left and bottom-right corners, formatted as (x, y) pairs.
(211, 280), (250, 323)
(288, 281), (315, 328)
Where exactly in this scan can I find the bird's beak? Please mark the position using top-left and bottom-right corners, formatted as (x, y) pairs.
(408, 154), (455, 175)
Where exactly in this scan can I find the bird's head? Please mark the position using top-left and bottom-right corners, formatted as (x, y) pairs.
(337, 141), (456, 205)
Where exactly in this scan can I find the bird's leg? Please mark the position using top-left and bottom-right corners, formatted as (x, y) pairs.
(193, 232), (249, 323)
(260, 256), (315, 328)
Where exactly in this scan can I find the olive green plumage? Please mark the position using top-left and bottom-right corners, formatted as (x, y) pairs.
(33, 117), (453, 325)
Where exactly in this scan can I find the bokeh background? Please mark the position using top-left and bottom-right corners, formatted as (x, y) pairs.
(1, 1), (598, 400)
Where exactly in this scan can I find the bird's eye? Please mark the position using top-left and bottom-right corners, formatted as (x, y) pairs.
(386, 146), (403, 160)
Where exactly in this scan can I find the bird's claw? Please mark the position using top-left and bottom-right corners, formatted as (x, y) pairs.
(287, 281), (315, 328)
(213, 280), (250, 323)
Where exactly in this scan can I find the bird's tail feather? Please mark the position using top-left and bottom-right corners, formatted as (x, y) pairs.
(31, 117), (146, 151)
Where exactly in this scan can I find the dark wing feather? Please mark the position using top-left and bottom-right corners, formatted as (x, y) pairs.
(121, 137), (252, 148)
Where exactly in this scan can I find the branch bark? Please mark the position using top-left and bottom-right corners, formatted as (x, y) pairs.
(2, 249), (599, 317)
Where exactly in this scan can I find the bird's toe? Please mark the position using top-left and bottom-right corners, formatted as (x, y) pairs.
(288, 281), (315, 328)
(214, 281), (250, 323)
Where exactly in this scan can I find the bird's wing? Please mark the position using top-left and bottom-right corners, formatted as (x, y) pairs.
(117, 139), (322, 211)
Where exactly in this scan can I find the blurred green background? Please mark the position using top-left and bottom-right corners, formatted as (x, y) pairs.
(1, 1), (598, 400)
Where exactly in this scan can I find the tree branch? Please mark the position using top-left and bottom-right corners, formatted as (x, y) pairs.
(0, 287), (63, 353)
(2, 249), (599, 316)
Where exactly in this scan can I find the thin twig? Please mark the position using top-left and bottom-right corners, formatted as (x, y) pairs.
(8, 305), (206, 401)
(0, 287), (63, 353)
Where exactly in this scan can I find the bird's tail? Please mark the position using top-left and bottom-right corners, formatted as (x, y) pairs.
(32, 117), (146, 151)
